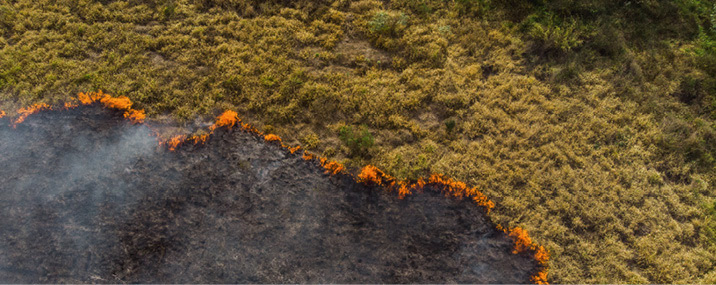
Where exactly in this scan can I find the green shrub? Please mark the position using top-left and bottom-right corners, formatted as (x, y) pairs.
(367, 10), (408, 37)
(523, 11), (588, 54)
(338, 125), (374, 156)
(454, 0), (490, 17)
(444, 119), (456, 133)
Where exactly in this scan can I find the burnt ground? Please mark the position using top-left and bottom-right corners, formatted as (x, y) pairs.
(0, 106), (538, 283)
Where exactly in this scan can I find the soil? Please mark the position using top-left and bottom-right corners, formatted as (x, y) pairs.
(0, 105), (538, 283)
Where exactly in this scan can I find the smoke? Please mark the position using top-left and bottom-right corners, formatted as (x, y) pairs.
(0, 107), (159, 282)
(0, 106), (538, 283)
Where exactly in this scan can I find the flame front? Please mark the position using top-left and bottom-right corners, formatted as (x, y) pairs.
(358, 165), (384, 185)
(167, 135), (184, 151)
(64, 102), (79, 109)
(0, 110), (5, 119)
(264, 134), (281, 142)
(7, 92), (549, 283)
(496, 224), (550, 284)
(211, 110), (239, 130)
(14, 103), (51, 126)
(77, 91), (145, 124)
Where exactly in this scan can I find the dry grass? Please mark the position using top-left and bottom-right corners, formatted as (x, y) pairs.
(2, 0), (716, 283)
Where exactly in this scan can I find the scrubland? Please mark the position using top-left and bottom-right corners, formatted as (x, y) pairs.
(1, 0), (716, 283)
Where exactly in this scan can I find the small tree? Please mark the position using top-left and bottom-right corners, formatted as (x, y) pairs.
(338, 125), (374, 157)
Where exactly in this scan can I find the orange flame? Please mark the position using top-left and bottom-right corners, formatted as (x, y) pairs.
(190, 134), (210, 144)
(64, 102), (79, 109)
(322, 160), (345, 175)
(77, 92), (94, 104)
(166, 135), (184, 151)
(264, 134), (282, 142)
(14, 103), (51, 126)
(159, 110), (241, 151)
(507, 227), (533, 254)
(76, 91), (145, 124)
(496, 225), (550, 283)
(123, 109), (146, 124)
(302, 151), (316, 160)
(0, 110), (5, 119)
(211, 110), (239, 130)
(99, 96), (132, 110)
(531, 267), (549, 284)
(358, 165), (384, 185)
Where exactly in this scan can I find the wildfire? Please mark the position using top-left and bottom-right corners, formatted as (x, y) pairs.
(303, 151), (316, 161)
(190, 134), (210, 144)
(64, 102), (79, 109)
(322, 160), (345, 175)
(354, 163), (548, 281)
(14, 103), (51, 126)
(76, 91), (145, 124)
(6, 92), (550, 283)
(167, 135), (184, 151)
(211, 110), (239, 130)
(264, 134), (281, 142)
(123, 109), (146, 124)
(288, 145), (301, 154)
(496, 224), (550, 284)
(358, 165), (385, 185)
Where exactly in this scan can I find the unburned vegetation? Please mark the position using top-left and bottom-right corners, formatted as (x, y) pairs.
(1, 0), (716, 283)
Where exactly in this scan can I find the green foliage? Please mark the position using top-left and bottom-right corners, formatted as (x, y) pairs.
(368, 10), (408, 36)
(338, 125), (374, 156)
(523, 11), (588, 54)
(706, 200), (716, 243)
(454, 0), (490, 16)
(444, 119), (456, 133)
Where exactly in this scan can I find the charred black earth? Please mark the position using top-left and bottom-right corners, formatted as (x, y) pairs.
(0, 106), (538, 283)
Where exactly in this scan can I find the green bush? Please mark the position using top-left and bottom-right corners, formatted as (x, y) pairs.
(338, 125), (374, 156)
(367, 10), (408, 36)
(523, 11), (588, 54)
(454, 0), (490, 17)
(444, 119), (456, 133)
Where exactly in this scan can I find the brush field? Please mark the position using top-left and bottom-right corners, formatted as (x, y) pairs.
(2, 0), (716, 282)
